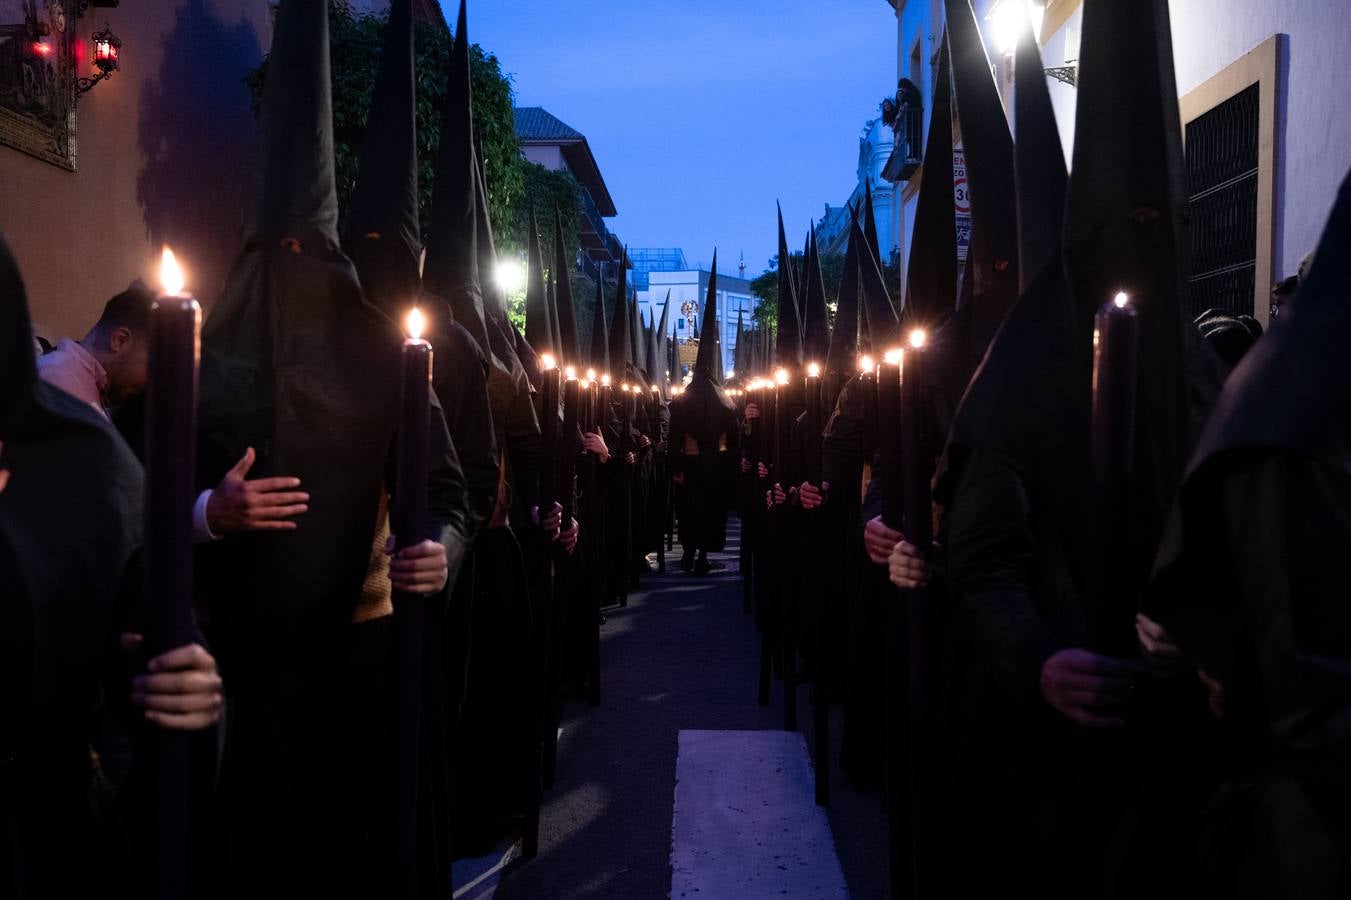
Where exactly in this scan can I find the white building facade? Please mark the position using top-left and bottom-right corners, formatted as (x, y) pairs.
(881, 0), (1351, 325)
(636, 267), (756, 378)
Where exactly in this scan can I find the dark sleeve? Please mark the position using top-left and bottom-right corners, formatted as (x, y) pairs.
(435, 327), (499, 538)
(656, 404), (671, 446)
(667, 405), (687, 475)
(505, 391), (542, 522)
(785, 413), (806, 487)
(946, 449), (1062, 698)
(426, 400), (470, 588)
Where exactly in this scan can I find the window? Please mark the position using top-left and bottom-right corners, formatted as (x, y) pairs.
(1180, 36), (1282, 325)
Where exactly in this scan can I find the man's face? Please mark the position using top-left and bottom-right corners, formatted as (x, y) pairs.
(104, 326), (150, 404)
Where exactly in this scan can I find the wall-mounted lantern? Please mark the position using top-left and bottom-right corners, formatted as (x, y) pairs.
(77, 23), (121, 96)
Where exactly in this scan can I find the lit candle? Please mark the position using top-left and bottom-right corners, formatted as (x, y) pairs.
(773, 368), (790, 480)
(144, 246), (201, 900)
(538, 353), (561, 511)
(899, 330), (931, 551)
(600, 374), (613, 442)
(877, 348), (904, 528)
(804, 362), (823, 486)
(1089, 291), (1139, 652)
(559, 368), (581, 525)
(392, 306), (433, 887)
(859, 354), (878, 457)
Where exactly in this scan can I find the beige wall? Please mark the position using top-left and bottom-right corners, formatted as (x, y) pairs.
(1, 0), (271, 342)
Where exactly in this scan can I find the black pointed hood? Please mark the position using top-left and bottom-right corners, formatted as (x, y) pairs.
(470, 148), (528, 387)
(902, 37), (957, 329)
(656, 290), (673, 391)
(422, 0), (492, 356)
(552, 211), (579, 363)
(1013, 18), (1068, 293)
(801, 228), (831, 365)
(857, 214), (899, 348)
(628, 295), (645, 383)
(524, 205), (553, 357)
(693, 251), (724, 385)
(732, 309), (745, 377)
(646, 309), (660, 382)
(1065, 0), (1196, 563)
(608, 250), (631, 377)
(342, 0), (419, 315)
(943, 0), (1019, 368)
(775, 204), (803, 370)
(589, 274), (609, 373)
(863, 180), (883, 269)
(200, 0), (404, 623)
(826, 207), (862, 393)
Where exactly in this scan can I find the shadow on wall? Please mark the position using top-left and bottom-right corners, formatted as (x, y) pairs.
(137, 0), (262, 306)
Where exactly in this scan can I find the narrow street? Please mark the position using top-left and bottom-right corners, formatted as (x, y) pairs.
(470, 521), (887, 900)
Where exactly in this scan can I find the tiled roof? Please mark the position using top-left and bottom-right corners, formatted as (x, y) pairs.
(514, 107), (586, 143)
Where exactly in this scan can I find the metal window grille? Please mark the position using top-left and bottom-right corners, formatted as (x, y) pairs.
(1184, 82), (1260, 318)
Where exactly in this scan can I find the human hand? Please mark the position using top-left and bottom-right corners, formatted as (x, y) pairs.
(745, 402), (760, 420)
(799, 481), (830, 510)
(624, 451), (637, 466)
(1198, 669), (1226, 721)
(385, 536), (450, 594)
(863, 516), (903, 566)
(207, 447), (309, 535)
(1136, 614), (1186, 675)
(533, 502), (564, 539)
(740, 457), (751, 474)
(757, 462), (769, 479)
(1039, 649), (1142, 729)
(639, 434), (652, 449)
(887, 540), (930, 590)
(583, 430), (610, 463)
(122, 635), (223, 731)
(559, 518), (579, 554)
(772, 482), (787, 506)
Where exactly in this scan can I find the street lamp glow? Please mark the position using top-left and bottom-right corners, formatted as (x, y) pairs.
(989, 0), (1044, 53)
(496, 259), (525, 293)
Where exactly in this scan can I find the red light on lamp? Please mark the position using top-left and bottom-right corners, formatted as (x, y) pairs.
(30, 40), (53, 57)
(92, 28), (121, 74)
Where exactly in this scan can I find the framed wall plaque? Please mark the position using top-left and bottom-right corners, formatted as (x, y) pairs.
(0, 0), (78, 171)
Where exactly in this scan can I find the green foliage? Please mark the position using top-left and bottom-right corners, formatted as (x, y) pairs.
(245, 1), (524, 237)
(750, 250), (905, 340)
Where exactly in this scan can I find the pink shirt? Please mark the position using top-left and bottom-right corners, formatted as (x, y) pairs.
(37, 338), (108, 418)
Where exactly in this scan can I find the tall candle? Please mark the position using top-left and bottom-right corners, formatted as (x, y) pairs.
(773, 369), (789, 476)
(538, 354), (561, 510)
(1089, 292), (1139, 653)
(804, 363), (823, 485)
(600, 375), (613, 445)
(877, 349), (903, 529)
(144, 247), (200, 900)
(899, 331), (931, 551)
(748, 382), (763, 468)
(859, 355), (878, 458)
(391, 306), (433, 892)
(559, 371), (580, 524)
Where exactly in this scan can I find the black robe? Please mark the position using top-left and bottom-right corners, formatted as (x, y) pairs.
(669, 381), (739, 553)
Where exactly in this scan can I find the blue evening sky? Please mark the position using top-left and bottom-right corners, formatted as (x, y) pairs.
(454, 0), (897, 278)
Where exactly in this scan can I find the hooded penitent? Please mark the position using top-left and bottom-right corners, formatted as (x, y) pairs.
(342, 0), (419, 312)
(656, 291), (672, 393)
(902, 38), (957, 330)
(1149, 173), (1351, 844)
(941, 1), (1018, 378)
(825, 206), (862, 408)
(863, 180), (883, 275)
(589, 275), (609, 375)
(422, 0), (493, 360)
(732, 309), (745, 379)
(608, 250), (632, 380)
(857, 214), (900, 352)
(647, 309), (661, 388)
(775, 204), (804, 372)
(801, 228), (831, 367)
(553, 211), (580, 364)
(524, 205), (554, 372)
(197, 0), (404, 629)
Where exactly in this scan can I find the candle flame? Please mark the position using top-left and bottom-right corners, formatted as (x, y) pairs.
(908, 328), (928, 349)
(586, 368), (597, 381)
(601, 374), (611, 387)
(564, 365), (577, 379)
(160, 246), (185, 296)
(883, 348), (903, 366)
(775, 368), (789, 386)
(651, 384), (660, 393)
(580, 380), (591, 389)
(541, 353), (557, 371)
(406, 306), (425, 340)
(806, 362), (821, 378)
(859, 354), (876, 372)
(1113, 291), (1130, 309)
